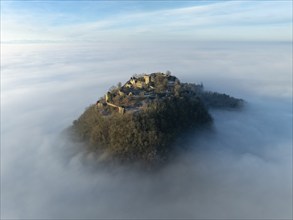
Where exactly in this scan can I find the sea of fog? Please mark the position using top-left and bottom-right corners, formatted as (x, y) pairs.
(1, 41), (292, 219)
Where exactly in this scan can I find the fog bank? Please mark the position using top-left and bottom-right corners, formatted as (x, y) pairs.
(1, 41), (292, 219)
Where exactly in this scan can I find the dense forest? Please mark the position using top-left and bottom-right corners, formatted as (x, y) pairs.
(71, 72), (243, 164)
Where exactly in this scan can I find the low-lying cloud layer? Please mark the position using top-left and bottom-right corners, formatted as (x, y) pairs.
(1, 41), (292, 219)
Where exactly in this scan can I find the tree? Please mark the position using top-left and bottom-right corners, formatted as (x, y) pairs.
(109, 85), (117, 93)
(174, 82), (181, 96)
(154, 75), (168, 93)
(166, 70), (171, 76)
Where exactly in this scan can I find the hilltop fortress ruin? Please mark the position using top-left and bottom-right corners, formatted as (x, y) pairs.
(96, 72), (202, 115)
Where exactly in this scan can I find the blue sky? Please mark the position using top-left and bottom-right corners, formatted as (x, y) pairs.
(1, 0), (292, 43)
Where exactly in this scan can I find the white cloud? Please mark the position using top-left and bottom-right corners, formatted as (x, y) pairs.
(1, 41), (292, 218)
(1, 1), (292, 42)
